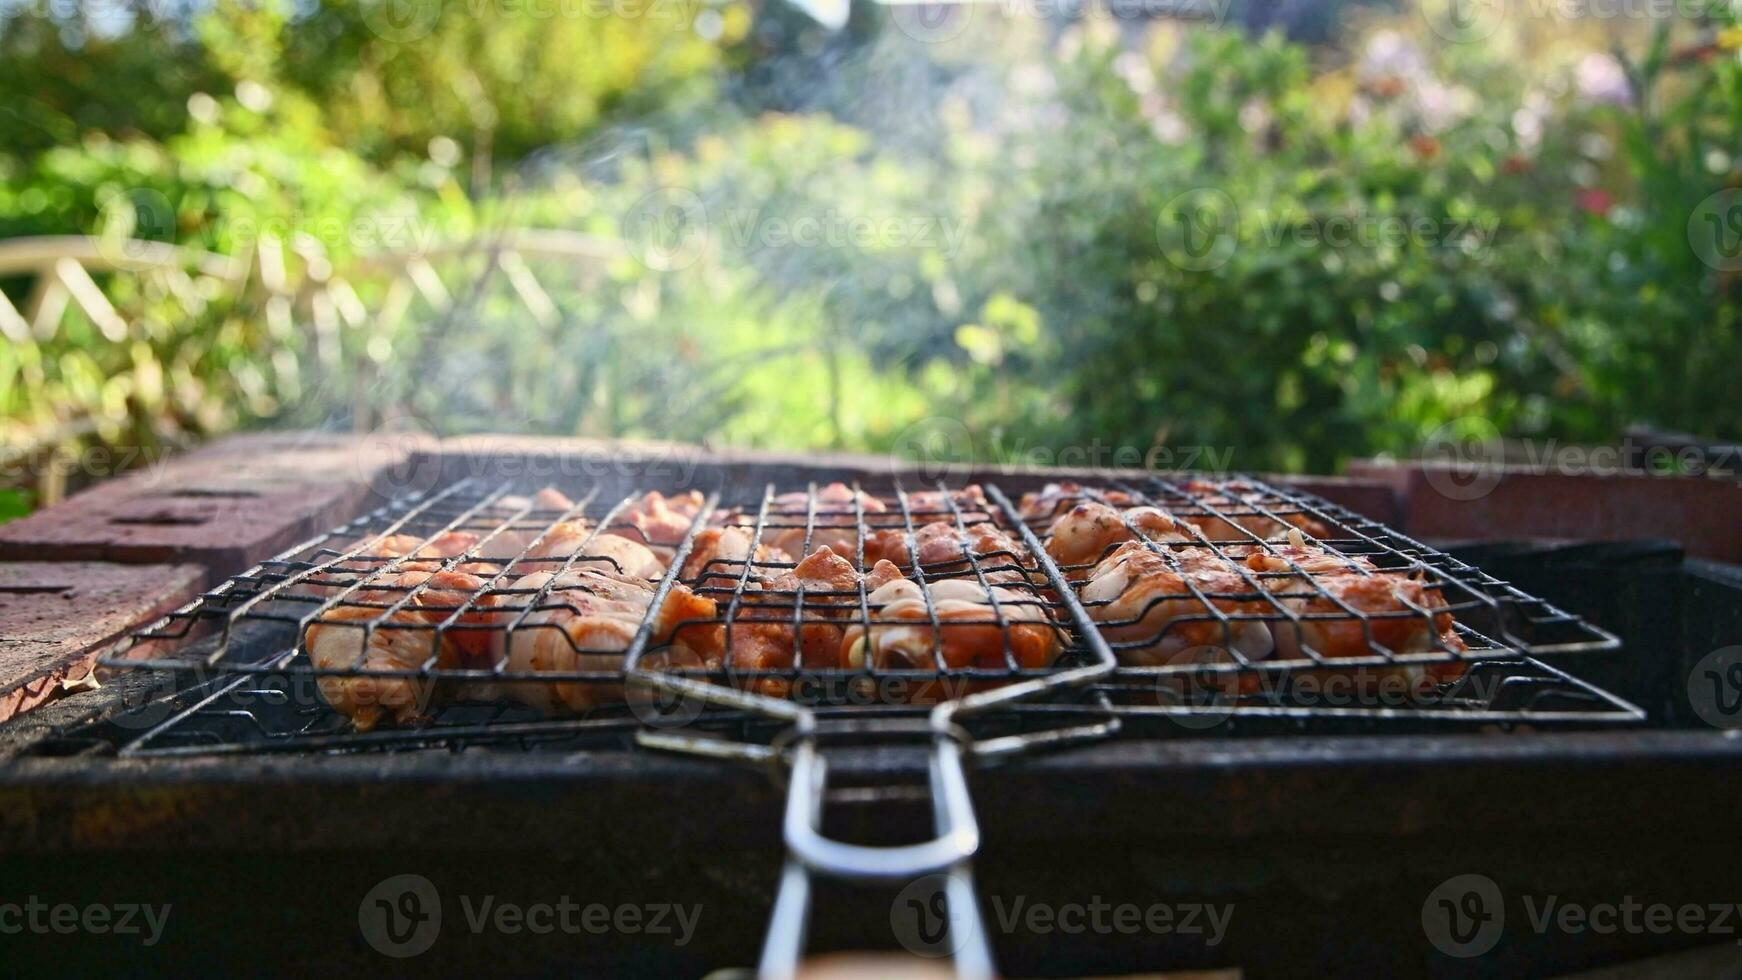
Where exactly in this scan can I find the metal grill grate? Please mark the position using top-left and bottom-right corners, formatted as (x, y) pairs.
(69, 471), (1646, 979)
(1018, 476), (1617, 675)
(90, 474), (1636, 758)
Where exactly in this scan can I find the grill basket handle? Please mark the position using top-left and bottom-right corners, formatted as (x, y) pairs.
(757, 735), (996, 979)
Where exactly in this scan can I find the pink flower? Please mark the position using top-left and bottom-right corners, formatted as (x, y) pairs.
(1576, 188), (1614, 217)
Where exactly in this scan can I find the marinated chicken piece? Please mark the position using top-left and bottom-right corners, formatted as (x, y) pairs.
(481, 519), (666, 578)
(841, 577), (1062, 702)
(763, 483), (887, 559)
(608, 490), (706, 549)
(706, 547), (903, 698)
(493, 486), (578, 513)
(303, 567), (505, 731)
(863, 520), (1033, 585)
(1044, 502), (1194, 573)
(371, 531), (481, 560)
(492, 568), (717, 713)
(1018, 483), (1133, 529)
(1264, 569), (1460, 662)
(680, 526), (792, 588)
(1079, 541), (1276, 673)
(1232, 533), (1455, 663)
(901, 485), (994, 523)
(1018, 483), (1083, 525)
(297, 531), (492, 600)
(1241, 535), (1378, 580)
(1174, 479), (1332, 542)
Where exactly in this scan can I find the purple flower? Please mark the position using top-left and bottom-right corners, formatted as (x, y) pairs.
(1575, 53), (1632, 107)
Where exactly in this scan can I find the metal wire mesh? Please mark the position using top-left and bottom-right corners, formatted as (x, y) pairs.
(91, 474), (1635, 756)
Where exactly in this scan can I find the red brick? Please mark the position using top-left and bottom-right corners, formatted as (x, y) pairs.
(0, 561), (204, 721)
(1349, 460), (1742, 561)
(0, 432), (426, 574)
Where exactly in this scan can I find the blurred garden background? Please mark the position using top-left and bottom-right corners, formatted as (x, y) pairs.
(2, 0), (1740, 516)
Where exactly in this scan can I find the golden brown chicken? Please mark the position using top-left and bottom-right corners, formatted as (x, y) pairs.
(297, 531), (498, 602)
(863, 520), (1033, 585)
(1263, 568), (1462, 661)
(700, 547), (904, 698)
(841, 577), (1062, 703)
(303, 567), (507, 731)
(900, 485), (994, 523)
(680, 526), (793, 589)
(1173, 479), (1332, 542)
(490, 567), (718, 713)
(492, 486), (578, 514)
(605, 490), (707, 558)
(1079, 541), (1277, 673)
(1239, 537), (1376, 579)
(1043, 501), (1195, 574)
(479, 519), (667, 579)
(762, 483), (887, 560)
(1018, 483), (1135, 528)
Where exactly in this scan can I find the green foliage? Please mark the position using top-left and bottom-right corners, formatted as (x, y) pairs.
(945, 21), (1742, 471)
(0, 0), (733, 167)
(3, 4), (1740, 512)
(0, 92), (467, 459)
(275, 0), (731, 163)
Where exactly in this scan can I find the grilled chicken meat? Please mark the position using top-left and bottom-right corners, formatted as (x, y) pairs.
(762, 482), (887, 560)
(605, 490), (707, 567)
(494, 487), (578, 513)
(680, 526), (792, 588)
(479, 519), (666, 578)
(862, 519), (1033, 585)
(901, 485), (995, 523)
(1043, 501), (1194, 573)
(841, 577), (1062, 702)
(700, 546), (904, 698)
(303, 567), (506, 731)
(1173, 479), (1331, 542)
(490, 567), (717, 713)
(1018, 483), (1136, 528)
(1079, 541), (1276, 676)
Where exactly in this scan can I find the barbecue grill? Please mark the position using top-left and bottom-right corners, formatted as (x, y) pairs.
(4, 441), (1740, 978)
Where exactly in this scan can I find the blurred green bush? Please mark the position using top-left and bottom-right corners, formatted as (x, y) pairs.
(2, 1), (1739, 510)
